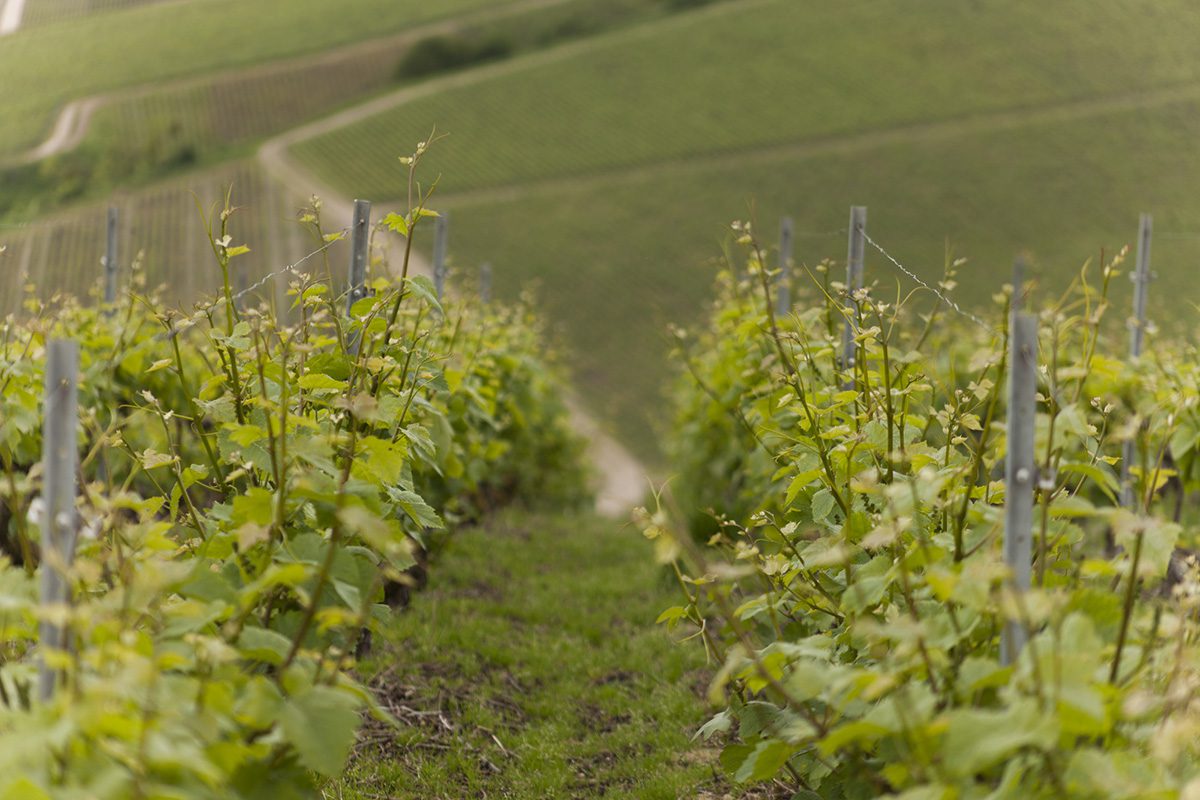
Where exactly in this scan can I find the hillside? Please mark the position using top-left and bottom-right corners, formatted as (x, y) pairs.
(286, 0), (1200, 456)
(7, 0), (1200, 460)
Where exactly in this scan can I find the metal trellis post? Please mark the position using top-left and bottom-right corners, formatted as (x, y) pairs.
(1002, 259), (1037, 666)
(842, 206), (867, 380)
(38, 340), (80, 701)
(775, 216), (793, 317)
(103, 206), (118, 309)
(345, 199), (371, 355)
(1121, 213), (1152, 509)
(480, 262), (492, 304)
(433, 213), (449, 300)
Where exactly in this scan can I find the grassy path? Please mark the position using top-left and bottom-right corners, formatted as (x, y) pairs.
(332, 511), (727, 799)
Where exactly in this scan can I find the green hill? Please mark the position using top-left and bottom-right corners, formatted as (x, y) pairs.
(288, 0), (1200, 457)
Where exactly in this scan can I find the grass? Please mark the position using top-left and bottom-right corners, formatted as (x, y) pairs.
(431, 96), (1200, 461)
(331, 510), (723, 799)
(0, 0), (514, 156)
(292, 0), (1200, 201)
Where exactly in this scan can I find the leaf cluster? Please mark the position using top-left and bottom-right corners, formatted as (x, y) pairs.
(651, 237), (1200, 798)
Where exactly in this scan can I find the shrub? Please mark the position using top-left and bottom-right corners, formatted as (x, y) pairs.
(649, 228), (1200, 797)
(395, 33), (513, 81)
(0, 148), (587, 795)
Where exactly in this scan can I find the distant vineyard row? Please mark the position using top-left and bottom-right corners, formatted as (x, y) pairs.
(18, 0), (169, 28)
(0, 162), (325, 315)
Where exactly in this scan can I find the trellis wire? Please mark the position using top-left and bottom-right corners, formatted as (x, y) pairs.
(860, 229), (995, 334)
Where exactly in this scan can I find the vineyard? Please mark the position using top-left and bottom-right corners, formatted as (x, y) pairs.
(0, 162), (315, 316)
(0, 164), (600, 795)
(293, 0), (1200, 199)
(75, 0), (672, 172)
(7, 1), (1200, 795)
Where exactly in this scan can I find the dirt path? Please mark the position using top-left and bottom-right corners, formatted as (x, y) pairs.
(18, 98), (100, 163)
(260, 122), (649, 521)
(260, 167), (650, 518)
(0, 0), (24, 35)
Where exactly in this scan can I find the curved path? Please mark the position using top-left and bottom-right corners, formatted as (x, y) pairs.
(0, 0), (24, 35)
(19, 98), (101, 163)
(257, 160), (650, 518)
(258, 92), (651, 519)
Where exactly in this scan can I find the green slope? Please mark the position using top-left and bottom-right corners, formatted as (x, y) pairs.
(436, 97), (1200, 458)
(293, 0), (1200, 200)
(286, 0), (1200, 459)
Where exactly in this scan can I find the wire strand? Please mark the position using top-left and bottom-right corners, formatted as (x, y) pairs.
(792, 227), (847, 239)
(860, 230), (996, 335)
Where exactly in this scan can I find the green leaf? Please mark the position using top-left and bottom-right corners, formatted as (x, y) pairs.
(232, 488), (275, 527)
(694, 710), (732, 741)
(224, 422), (265, 448)
(382, 212), (408, 237)
(299, 373), (348, 392)
(656, 606), (688, 626)
(719, 743), (754, 777)
(279, 686), (361, 777)
(785, 469), (822, 507)
(0, 778), (52, 800)
(357, 437), (407, 487)
(140, 448), (177, 470)
(1059, 461), (1119, 502)
(406, 275), (443, 315)
(234, 676), (284, 728)
(810, 488), (835, 524)
(145, 358), (173, 374)
(388, 488), (444, 530)
(734, 739), (795, 783)
(237, 626), (293, 666)
(941, 698), (1057, 777)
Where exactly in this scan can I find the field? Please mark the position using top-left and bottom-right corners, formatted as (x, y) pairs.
(0, 0), (515, 156)
(286, 0), (1200, 457)
(69, 0), (673, 180)
(292, 0), (1200, 198)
